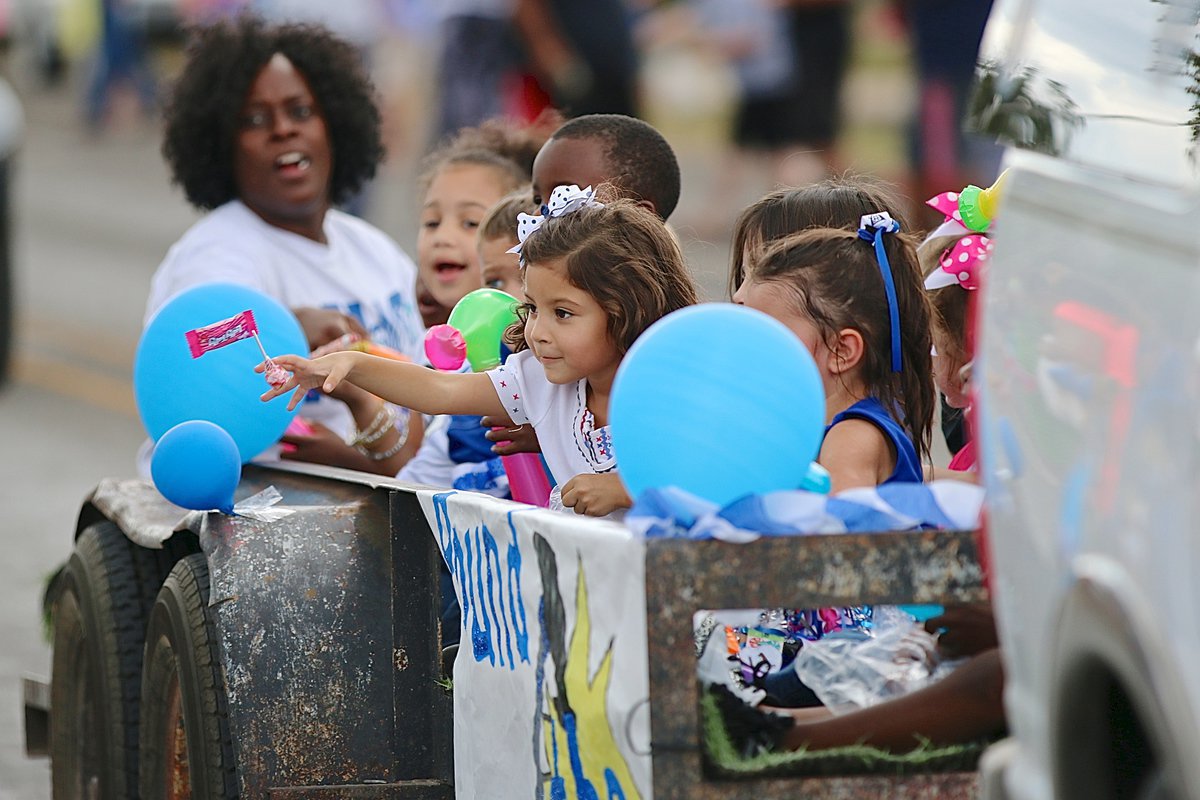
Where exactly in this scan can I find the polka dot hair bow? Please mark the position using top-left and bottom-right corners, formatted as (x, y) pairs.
(926, 183), (998, 236)
(507, 184), (604, 262)
(925, 234), (992, 291)
(928, 190), (967, 225)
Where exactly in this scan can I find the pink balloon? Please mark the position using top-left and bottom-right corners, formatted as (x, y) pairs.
(424, 324), (466, 371)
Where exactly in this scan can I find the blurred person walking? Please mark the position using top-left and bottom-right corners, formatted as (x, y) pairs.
(639, 0), (803, 232)
(779, 0), (852, 183)
(434, 0), (638, 140)
(899, 0), (1000, 210)
(84, 0), (158, 131)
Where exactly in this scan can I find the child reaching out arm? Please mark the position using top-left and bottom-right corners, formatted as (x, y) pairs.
(264, 188), (699, 516)
(262, 351), (502, 416)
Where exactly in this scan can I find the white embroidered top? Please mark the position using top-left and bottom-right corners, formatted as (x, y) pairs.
(486, 350), (616, 505)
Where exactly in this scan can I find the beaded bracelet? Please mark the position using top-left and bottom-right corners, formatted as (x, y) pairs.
(361, 408), (411, 461)
(348, 404), (388, 446)
(352, 405), (397, 447)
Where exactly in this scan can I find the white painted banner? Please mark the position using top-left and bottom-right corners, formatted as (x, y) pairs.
(418, 490), (651, 799)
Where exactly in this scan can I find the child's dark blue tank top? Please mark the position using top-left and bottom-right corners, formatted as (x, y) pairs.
(825, 397), (922, 484)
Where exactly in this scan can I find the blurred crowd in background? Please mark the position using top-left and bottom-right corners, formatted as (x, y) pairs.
(0, 0), (1001, 290)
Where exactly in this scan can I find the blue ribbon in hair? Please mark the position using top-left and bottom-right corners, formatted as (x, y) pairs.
(857, 212), (903, 372)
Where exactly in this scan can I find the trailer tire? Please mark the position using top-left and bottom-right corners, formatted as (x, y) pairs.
(50, 521), (163, 800)
(139, 554), (237, 800)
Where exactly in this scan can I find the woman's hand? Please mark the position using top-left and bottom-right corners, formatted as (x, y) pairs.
(292, 306), (368, 349)
(482, 415), (543, 456)
(280, 420), (366, 470)
(259, 353), (357, 411)
(559, 473), (631, 517)
(280, 417), (424, 476)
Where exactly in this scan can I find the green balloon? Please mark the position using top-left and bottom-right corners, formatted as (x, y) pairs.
(447, 288), (521, 372)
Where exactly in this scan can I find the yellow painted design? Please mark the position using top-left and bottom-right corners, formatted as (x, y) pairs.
(541, 559), (641, 799)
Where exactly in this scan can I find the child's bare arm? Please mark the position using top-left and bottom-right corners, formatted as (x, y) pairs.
(261, 351), (506, 418)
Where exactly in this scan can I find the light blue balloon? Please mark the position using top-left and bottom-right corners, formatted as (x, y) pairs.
(150, 420), (241, 513)
(610, 305), (826, 507)
(134, 283), (306, 462)
(800, 462), (832, 495)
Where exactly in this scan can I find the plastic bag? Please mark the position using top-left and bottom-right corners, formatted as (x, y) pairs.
(233, 486), (295, 523)
(789, 605), (956, 714)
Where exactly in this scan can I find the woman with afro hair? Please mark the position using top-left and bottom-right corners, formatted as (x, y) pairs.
(142, 16), (426, 475)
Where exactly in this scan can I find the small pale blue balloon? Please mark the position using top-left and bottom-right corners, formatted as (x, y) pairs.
(151, 420), (241, 513)
(800, 462), (832, 495)
(610, 305), (826, 508)
(134, 283), (306, 462)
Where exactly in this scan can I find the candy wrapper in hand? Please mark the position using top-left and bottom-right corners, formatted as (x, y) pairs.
(695, 610), (767, 706)
(264, 362), (290, 387)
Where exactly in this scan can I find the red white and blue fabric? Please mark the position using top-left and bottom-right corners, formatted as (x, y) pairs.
(925, 234), (992, 291)
(626, 481), (984, 542)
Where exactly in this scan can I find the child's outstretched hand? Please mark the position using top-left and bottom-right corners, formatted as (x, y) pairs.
(258, 353), (356, 411)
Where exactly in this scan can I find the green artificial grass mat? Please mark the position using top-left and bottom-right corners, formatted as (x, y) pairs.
(700, 690), (987, 779)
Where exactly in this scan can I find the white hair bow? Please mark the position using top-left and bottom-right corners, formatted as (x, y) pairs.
(507, 184), (604, 261)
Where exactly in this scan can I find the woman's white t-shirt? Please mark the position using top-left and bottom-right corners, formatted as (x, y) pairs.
(144, 200), (425, 440)
(485, 349), (616, 507)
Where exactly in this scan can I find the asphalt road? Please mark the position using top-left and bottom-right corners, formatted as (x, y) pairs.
(0, 79), (192, 797)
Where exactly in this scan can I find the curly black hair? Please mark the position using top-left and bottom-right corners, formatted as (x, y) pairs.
(551, 114), (681, 220)
(162, 15), (383, 210)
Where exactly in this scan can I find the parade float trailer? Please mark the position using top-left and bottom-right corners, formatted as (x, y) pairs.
(25, 461), (985, 800)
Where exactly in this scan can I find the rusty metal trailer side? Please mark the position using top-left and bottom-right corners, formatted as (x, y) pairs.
(60, 463), (455, 799)
(35, 462), (989, 799)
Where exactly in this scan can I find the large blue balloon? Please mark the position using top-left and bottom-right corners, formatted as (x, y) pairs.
(134, 283), (306, 461)
(610, 305), (825, 507)
(150, 420), (241, 513)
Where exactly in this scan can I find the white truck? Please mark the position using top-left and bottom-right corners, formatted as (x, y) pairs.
(972, 1), (1200, 798)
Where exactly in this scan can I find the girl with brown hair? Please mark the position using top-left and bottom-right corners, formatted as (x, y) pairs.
(733, 216), (936, 492)
(261, 186), (698, 517)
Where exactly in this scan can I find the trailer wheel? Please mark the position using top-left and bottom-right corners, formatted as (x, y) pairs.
(139, 555), (237, 800)
(50, 521), (163, 800)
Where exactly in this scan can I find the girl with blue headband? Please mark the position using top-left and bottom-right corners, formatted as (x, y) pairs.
(734, 215), (935, 493)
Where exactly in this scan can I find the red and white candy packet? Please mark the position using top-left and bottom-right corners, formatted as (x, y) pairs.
(186, 309), (260, 358)
(185, 308), (291, 388)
